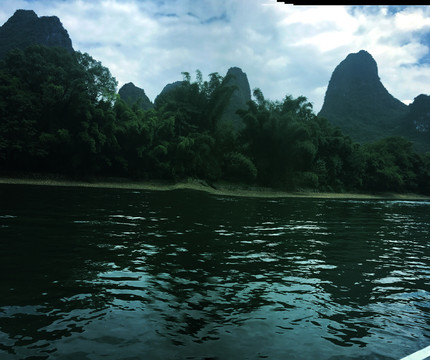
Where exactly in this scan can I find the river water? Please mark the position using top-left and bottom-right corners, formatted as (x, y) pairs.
(0, 184), (429, 359)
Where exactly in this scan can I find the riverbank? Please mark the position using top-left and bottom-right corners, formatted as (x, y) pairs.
(1, 176), (429, 200)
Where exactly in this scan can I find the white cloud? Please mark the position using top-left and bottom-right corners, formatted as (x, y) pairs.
(395, 7), (430, 31)
(1, 1), (430, 112)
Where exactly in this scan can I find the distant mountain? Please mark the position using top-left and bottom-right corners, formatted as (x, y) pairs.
(0, 9), (73, 57)
(153, 80), (186, 108)
(404, 94), (430, 133)
(157, 81), (185, 97)
(219, 67), (251, 131)
(318, 50), (408, 143)
(398, 94), (430, 153)
(118, 82), (153, 110)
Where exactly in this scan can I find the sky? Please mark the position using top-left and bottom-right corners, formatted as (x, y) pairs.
(1, 1), (430, 112)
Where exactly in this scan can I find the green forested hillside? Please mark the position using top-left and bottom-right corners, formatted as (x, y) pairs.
(318, 50), (430, 153)
(398, 94), (430, 153)
(1, 46), (429, 194)
(318, 50), (409, 144)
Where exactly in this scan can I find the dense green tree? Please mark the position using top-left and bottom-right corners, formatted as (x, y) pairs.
(362, 137), (420, 192)
(0, 45), (117, 176)
(310, 117), (363, 191)
(155, 71), (235, 135)
(417, 152), (430, 194)
(0, 46), (428, 195)
(223, 152), (257, 183)
(76, 51), (117, 104)
(238, 90), (319, 188)
(151, 70), (237, 180)
(0, 70), (38, 170)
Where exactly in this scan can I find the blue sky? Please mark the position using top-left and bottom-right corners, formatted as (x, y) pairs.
(1, 1), (430, 112)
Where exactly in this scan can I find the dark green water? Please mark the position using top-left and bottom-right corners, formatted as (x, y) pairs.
(0, 184), (429, 360)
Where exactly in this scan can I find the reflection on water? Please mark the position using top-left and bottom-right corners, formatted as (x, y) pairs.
(0, 185), (429, 359)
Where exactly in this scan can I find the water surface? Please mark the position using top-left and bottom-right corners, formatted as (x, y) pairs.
(0, 184), (429, 359)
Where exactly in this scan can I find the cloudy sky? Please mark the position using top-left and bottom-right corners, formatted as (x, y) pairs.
(1, 1), (430, 112)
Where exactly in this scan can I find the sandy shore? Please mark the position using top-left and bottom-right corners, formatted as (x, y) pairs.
(0, 176), (429, 200)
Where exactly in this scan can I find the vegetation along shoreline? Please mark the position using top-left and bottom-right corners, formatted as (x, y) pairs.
(1, 10), (430, 197)
(1, 176), (429, 201)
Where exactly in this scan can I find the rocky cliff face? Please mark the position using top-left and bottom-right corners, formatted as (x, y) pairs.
(318, 50), (408, 143)
(219, 67), (251, 131)
(118, 82), (153, 110)
(0, 9), (74, 57)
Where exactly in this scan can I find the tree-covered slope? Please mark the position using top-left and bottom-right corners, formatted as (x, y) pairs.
(398, 94), (430, 153)
(318, 50), (408, 143)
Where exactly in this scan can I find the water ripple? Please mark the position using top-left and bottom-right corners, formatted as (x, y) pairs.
(0, 187), (429, 360)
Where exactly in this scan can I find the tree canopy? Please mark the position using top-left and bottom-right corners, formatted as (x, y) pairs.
(1, 45), (429, 195)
